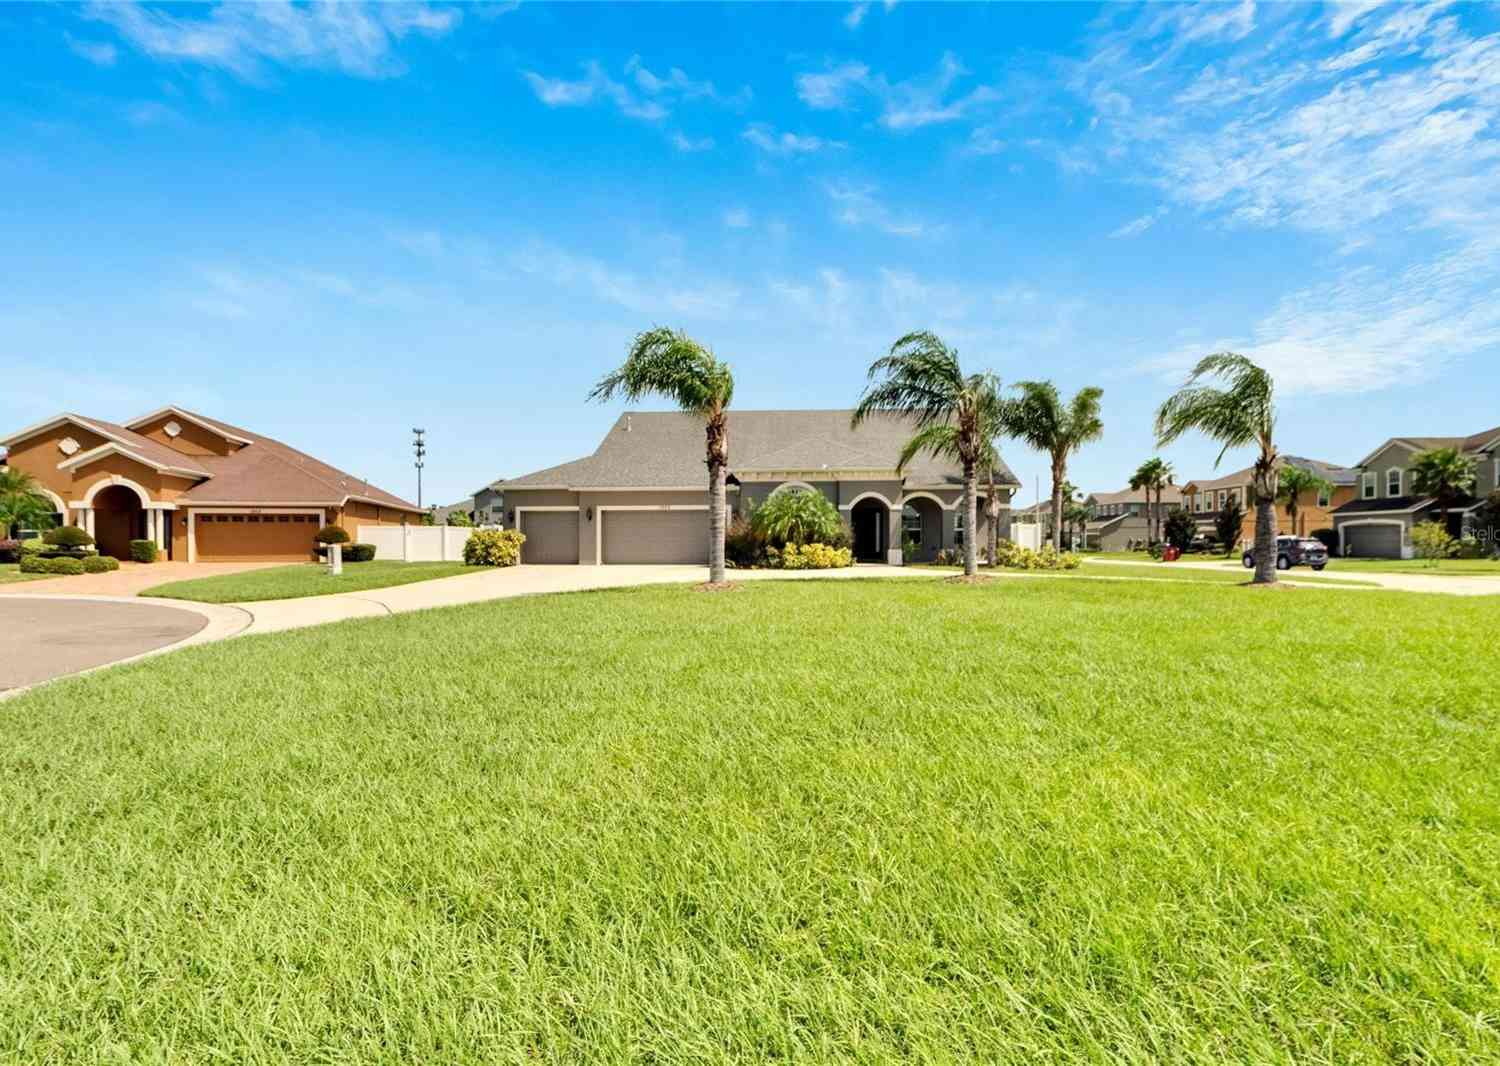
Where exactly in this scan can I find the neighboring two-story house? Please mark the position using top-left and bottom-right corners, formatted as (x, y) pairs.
(1331, 426), (1500, 558)
(1082, 485), (1183, 551)
(1180, 456), (1358, 549)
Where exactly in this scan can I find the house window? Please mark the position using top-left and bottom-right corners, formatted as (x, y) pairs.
(1387, 468), (1402, 496)
(1317, 487), (1331, 509)
(954, 510), (966, 546)
(902, 505), (921, 541)
(1362, 472), (1376, 500)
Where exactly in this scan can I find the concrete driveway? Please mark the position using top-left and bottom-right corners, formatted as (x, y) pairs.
(0, 597), (244, 693)
(0, 560), (281, 598)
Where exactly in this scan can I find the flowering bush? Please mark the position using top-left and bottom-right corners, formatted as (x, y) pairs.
(992, 541), (1080, 570)
(771, 542), (853, 570)
(463, 528), (525, 567)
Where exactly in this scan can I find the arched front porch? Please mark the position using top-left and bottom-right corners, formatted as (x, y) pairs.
(71, 476), (173, 560)
(848, 495), (891, 563)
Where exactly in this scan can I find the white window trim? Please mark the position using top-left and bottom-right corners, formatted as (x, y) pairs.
(1361, 472), (1377, 500)
(838, 490), (898, 511)
(1386, 467), (1403, 497)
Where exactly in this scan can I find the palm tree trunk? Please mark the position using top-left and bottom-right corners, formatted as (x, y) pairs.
(1252, 490), (1277, 585)
(708, 459), (726, 584)
(963, 462), (978, 577)
(986, 480), (1000, 568)
(1050, 464), (1064, 552)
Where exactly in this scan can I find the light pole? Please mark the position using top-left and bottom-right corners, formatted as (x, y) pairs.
(412, 428), (426, 510)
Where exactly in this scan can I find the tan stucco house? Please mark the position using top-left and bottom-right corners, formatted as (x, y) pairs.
(1181, 455), (1358, 549)
(1, 406), (421, 562)
(497, 409), (1021, 565)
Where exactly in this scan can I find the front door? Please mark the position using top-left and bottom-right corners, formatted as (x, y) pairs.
(852, 507), (883, 561)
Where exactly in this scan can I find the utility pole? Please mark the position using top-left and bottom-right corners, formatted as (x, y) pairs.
(412, 428), (426, 509)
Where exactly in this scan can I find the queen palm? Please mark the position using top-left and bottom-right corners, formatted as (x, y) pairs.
(1156, 352), (1280, 585)
(1410, 446), (1477, 535)
(0, 467), (57, 538)
(1276, 464), (1333, 537)
(591, 328), (734, 584)
(1002, 382), (1104, 551)
(853, 331), (1001, 578)
(1128, 457), (1173, 546)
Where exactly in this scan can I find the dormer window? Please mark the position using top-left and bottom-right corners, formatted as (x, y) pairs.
(1387, 468), (1402, 496)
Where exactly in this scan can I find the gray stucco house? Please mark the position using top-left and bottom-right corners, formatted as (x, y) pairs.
(1332, 425), (1500, 558)
(497, 409), (1021, 565)
(1083, 485), (1183, 551)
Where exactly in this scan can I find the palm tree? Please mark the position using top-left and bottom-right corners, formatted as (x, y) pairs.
(1276, 464), (1333, 537)
(1001, 382), (1105, 551)
(1410, 446), (1477, 535)
(591, 328), (735, 584)
(1129, 457), (1173, 546)
(0, 467), (58, 538)
(1064, 499), (1093, 551)
(1155, 352), (1279, 585)
(853, 331), (1001, 578)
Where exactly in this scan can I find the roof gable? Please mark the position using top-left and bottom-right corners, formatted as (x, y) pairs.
(124, 406), (254, 446)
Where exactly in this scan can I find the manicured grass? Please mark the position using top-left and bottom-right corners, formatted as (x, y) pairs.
(1077, 560), (1375, 586)
(1308, 557), (1500, 577)
(2, 580), (1495, 1061)
(0, 562), (49, 584)
(142, 560), (476, 603)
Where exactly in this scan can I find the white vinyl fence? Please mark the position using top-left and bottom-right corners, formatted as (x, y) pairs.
(1008, 522), (1043, 551)
(360, 524), (485, 562)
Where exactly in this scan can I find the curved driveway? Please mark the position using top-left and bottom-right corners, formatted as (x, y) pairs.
(0, 598), (224, 693)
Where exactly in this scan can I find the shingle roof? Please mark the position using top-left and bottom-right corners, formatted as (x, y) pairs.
(502, 410), (1022, 489)
(63, 415), (216, 478)
(1086, 485), (1184, 506)
(1462, 425), (1500, 452)
(1183, 455), (1357, 492)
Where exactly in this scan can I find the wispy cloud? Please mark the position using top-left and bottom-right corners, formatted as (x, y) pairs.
(512, 242), (743, 320)
(670, 132), (715, 153)
(123, 100), (180, 126)
(723, 207), (751, 229)
(797, 52), (999, 130)
(65, 32), (117, 66)
(525, 56), (749, 125)
(844, 4), (870, 31)
(85, 0), (460, 81)
(825, 182), (937, 238)
(742, 122), (842, 155)
(1109, 206), (1168, 239)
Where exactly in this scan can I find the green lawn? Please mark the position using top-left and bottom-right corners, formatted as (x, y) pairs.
(142, 560), (476, 603)
(0, 562), (49, 585)
(2, 580), (1496, 1062)
(1304, 557), (1500, 577)
(1077, 560), (1375, 586)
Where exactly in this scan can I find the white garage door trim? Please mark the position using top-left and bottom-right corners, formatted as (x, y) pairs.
(1339, 518), (1408, 559)
(186, 507), (324, 563)
(515, 506), (580, 564)
(596, 505), (729, 565)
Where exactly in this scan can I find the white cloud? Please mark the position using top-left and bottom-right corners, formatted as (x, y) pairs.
(124, 100), (179, 126)
(85, 0), (459, 80)
(525, 57), (746, 124)
(844, 3), (870, 31)
(796, 53), (999, 130)
(670, 132), (715, 153)
(513, 242), (742, 320)
(825, 182), (937, 238)
(964, 126), (1005, 156)
(1109, 206), (1168, 238)
(723, 207), (751, 229)
(388, 229), (445, 257)
(742, 122), (842, 155)
(65, 33), (117, 66)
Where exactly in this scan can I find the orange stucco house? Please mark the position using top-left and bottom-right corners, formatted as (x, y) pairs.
(1, 406), (421, 562)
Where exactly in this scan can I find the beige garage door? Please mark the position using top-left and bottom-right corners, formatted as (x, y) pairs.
(196, 513), (318, 562)
(520, 510), (580, 564)
(1344, 523), (1402, 559)
(602, 509), (707, 564)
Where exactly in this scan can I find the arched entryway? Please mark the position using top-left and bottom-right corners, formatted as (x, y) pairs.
(900, 496), (944, 562)
(92, 484), (146, 560)
(849, 496), (890, 562)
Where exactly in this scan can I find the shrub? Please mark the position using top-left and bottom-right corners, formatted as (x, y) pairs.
(314, 525), (350, 545)
(446, 511), (475, 528)
(1214, 500), (1245, 555)
(1163, 510), (1197, 552)
(1412, 521), (1456, 565)
(991, 541), (1081, 571)
(777, 542), (853, 570)
(1310, 527), (1338, 552)
(128, 539), (158, 563)
(0, 538), (18, 563)
(343, 543), (377, 562)
(18, 537), (46, 558)
(43, 525), (94, 550)
(751, 489), (844, 547)
(725, 513), (767, 568)
(463, 528), (525, 567)
(21, 555), (85, 575)
(82, 555), (119, 574)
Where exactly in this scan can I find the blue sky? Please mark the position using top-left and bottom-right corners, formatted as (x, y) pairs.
(3, 1), (1498, 508)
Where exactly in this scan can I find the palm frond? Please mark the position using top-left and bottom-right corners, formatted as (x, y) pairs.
(895, 423), (961, 473)
(590, 327), (733, 416)
(1154, 352), (1274, 465)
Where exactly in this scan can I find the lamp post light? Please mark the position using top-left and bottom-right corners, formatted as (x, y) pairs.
(412, 428), (426, 510)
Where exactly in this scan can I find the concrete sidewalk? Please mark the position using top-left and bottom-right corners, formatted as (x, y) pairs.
(1084, 557), (1500, 596)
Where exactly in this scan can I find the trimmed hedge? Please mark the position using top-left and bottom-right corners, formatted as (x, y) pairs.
(20, 555), (85, 576)
(463, 529), (525, 567)
(129, 539), (158, 563)
(82, 555), (120, 574)
(44, 526), (95, 550)
(343, 543), (376, 563)
(314, 525), (351, 545)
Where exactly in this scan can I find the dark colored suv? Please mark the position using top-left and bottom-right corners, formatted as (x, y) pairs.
(1242, 535), (1329, 571)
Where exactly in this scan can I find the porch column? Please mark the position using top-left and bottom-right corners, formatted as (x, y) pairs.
(155, 509), (168, 552)
(886, 504), (904, 566)
(186, 509), (197, 563)
(80, 507), (95, 538)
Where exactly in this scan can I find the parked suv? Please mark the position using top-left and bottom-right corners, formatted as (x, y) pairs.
(1242, 535), (1329, 571)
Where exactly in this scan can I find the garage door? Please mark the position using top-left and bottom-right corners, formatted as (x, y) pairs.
(1344, 523), (1402, 558)
(196, 513), (318, 562)
(519, 510), (580, 564)
(602, 509), (707, 564)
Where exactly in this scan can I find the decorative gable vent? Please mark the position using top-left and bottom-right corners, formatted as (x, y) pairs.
(58, 436), (80, 456)
(164, 420), (182, 438)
